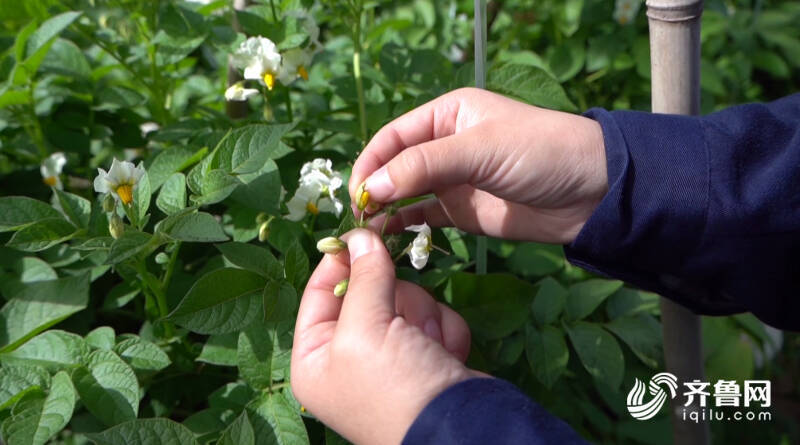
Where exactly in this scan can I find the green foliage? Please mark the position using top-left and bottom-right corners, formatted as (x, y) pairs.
(0, 0), (795, 444)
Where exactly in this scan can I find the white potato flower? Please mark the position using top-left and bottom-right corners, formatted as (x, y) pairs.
(225, 82), (260, 101)
(41, 152), (66, 189)
(286, 158), (343, 221)
(234, 36), (282, 90)
(93, 158), (146, 206)
(405, 223), (432, 270)
(139, 122), (160, 137)
(614, 0), (642, 25)
(278, 48), (312, 84)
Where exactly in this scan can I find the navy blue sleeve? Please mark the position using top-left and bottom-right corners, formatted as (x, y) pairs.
(402, 378), (587, 445)
(566, 94), (800, 330)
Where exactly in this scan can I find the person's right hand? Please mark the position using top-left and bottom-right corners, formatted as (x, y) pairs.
(350, 88), (608, 244)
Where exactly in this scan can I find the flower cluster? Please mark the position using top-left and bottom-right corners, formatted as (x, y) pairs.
(286, 158), (344, 221)
(614, 0), (642, 25)
(226, 10), (318, 102)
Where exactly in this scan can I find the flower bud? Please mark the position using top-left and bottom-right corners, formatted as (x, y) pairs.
(102, 194), (116, 212)
(258, 221), (270, 242)
(333, 278), (349, 297)
(256, 212), (269, 224)
(109, 213), (125, 239)
(355, 181), (370, 211)
(155, 252), (169, 264)
(316, 236), (346, 254)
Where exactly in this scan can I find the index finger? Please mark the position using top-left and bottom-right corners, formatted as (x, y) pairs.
(349, 90), (464, 199)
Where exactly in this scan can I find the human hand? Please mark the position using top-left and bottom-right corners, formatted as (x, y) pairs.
(291, 229), (478, 445)
(350, 88), (608, 244)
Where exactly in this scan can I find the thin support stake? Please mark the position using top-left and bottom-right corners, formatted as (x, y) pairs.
(474, 0), (487, 274)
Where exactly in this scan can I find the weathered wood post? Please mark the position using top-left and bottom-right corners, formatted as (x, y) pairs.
(226, 0), (249, 119)
(646, 1), (710, 444)
(474, 0), (488, 274)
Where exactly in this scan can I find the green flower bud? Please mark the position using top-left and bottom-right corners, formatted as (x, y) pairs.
(109, 213), (125, 239)
(102, 193), (116, 212)
(316, 236), (346, 254)
(258, 220), (270, 242)
(333, 278), (349, 298)
(155, 252), (169, 264)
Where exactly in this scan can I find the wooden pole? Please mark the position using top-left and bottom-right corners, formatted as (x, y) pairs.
(226, 0), (249, 119)
(646, 1), (710, 444)
(474, 0), (488, 274)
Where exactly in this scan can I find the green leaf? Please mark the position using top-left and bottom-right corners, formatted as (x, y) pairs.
(0, 197), (61, 232)
(145, 148), (195, 190)
(445, 273), (535, 340)
(507, 243), (564, 277)
(196, 169), (241, 205)
(213, 124), (293, 175)
(0, 273), (89, 352)
(531, 277), (567, 326)
(0, 365), (50, 411)
(605, 314), (662, 368)
(488, 63), (576, 111)
(0, 330), (89, 370)
(54, 190), (91, 228)
(0, 371), (76, 445)
(217, 242), (282, 279)
(565, 279), (623, 321)
(169, 268), (266, 334)
(263, 280), (298, 323)
(196, 332), (238, 367)
(237, 321), (292, 389)
(40, 38), (90, 79)
(159, 211), (229, 242)
(71, 349), (139, 427)
(85, 327), (116, 350)
(548, 39), (585, 82)
(605, 288), (660, 319)
(134, 169), (152, 223)
(566, 322), (624, 389)
(230, 160), (282, 214)
(102, 281), (140, 310)
(246, 392), (309, 445)
(156, 173), (187, 216)
(284, 242), (309, 291)
(25, 11), (82, 58)
(753, 49), (791, 78)
(113, 336), (171, 372)
(218, 411), (255, 445)
(6, 217), (76, 252)
(87, 418), (199, 445)
(105, 230), (153, 265)
(525, 325), (569, 388)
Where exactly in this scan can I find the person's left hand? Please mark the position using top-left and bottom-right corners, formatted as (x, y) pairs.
(291, 228), (477, 444)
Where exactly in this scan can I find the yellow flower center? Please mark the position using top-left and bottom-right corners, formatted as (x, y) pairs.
(619, 15), (628, 24)
(298, 65), (309, 81)
(306, 201), (319, 215)
(116, 184), (134, 205)
(43, 176), (58, 187)
(263, 72), (276, 90)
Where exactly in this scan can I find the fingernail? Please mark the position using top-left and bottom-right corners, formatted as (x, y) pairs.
(365, 166), (395, 201)
(423, 318), (443, 343)
(347, 231), (373, 264)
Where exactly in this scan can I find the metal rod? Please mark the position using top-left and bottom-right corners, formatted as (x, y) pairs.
(474, 0), (487, 274)
(646, 1), (709, 444)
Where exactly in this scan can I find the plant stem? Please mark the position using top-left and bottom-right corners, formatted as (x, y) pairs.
(137, 260), (174, 338)
(268, 0), (278, 22)
(352, 3), (368, 144)
(161, 242), (181, 292)
(283, 87), (293, 123)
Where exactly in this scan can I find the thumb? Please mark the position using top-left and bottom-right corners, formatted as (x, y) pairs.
(362, 126), (489, 203)
(337, 228), (396, 327)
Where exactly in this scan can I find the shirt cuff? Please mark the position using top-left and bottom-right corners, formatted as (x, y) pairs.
(402, 378), (585, 445)
(565, 108), (742, 315)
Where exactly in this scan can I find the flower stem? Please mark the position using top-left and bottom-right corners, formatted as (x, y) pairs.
(352, 7), (368, 144)
(283, 87), (294, 123)
(136, 260), (174, 338)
